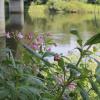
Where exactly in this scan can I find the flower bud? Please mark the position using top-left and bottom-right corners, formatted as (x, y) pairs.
(54, 54), (61, 61)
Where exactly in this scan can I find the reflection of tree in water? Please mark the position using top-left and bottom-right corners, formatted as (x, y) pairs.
(23, 13), (100, 45)
(25, 17), (48, 32)
(0, 37), (6, 62)
(85, 20), (100, 32)
(92, 17), (100, 28)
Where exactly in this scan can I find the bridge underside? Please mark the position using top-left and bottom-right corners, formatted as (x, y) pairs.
(9, 0), (24, 13)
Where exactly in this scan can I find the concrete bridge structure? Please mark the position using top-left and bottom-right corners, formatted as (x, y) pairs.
(9, 0), (24, 13)
(0, 0), (24, 37)
(0, 0), (5, 37)
(0, 0), (24, 61)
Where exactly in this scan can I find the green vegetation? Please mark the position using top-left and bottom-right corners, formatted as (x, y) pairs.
(27, 13), (100, 35)
(28, 1), (100, 14)
(1, 0), (100, 99)
(28, 4), (47, 18)
(0, 31), (100, 100)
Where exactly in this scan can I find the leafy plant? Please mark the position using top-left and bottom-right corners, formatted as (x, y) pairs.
(1, 31), (100, 100)
(0, 48), (52, 100)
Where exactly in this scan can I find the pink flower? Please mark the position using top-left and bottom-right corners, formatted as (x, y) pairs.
(68, 82), (77, 91)
(54, 53), (61, 61)
(28, 32), (33, 40)
(17, 32), (24, 39)
(47, 48), (51, 52)
(31, 43), (39, 50)
(6, 32), (10, 38)
(36, 35), (44, 45)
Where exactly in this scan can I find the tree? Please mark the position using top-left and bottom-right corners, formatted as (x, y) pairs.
(87, 0), (96, 4)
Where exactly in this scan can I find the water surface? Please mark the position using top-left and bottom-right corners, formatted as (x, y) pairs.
(1, 12), (100, 56)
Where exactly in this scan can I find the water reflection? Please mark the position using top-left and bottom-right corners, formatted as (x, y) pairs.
(5, 13), (100, 55)
(6, 13), (24, 32)
(23, 13), (100, 55)
(0, 37), (6, 63)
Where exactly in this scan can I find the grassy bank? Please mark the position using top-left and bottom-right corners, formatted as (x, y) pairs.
(28, 1), (100, 15)
(65, 1), (100, 13)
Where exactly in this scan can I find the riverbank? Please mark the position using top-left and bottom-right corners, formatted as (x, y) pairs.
(28, 1), (100, 15)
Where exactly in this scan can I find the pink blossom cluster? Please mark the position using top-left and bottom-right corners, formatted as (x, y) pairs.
(68, 82), (77, 91)
(31, 35), (44, 50)
(6, 32), (53, 52)
(6, 32), (24, 39)
(54, 53), (61, 61)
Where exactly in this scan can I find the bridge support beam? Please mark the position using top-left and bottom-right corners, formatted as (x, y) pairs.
(0, 0), (6, 62)
(6, 13), (24, 32)
(0, 0), (5, 37)
(9, 0), (24, 13)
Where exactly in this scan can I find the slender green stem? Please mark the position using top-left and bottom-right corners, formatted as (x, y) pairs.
(56, 86), (66, 100)
(76, 54), (83, 67)
(76, 45), (92, 67)
(55, 79), (74, 100)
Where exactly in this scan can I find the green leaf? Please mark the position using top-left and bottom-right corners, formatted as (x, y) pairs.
(70, 28), (79, 36)
(0, 89), (9, 99)
(18, 93), (28, 100)
(89, 78), (100, 97)
(95, 59), (100, 84)
(77, 83), (89, 100)
(42, 52), (55, 58)
(58, 58), (64, 70)
(26, 75), (44, 88)
(77, 39), (83, 46)
(67, 63), (80, 72)
(2, 59), (12, 65)
(58, 58), (64, 66)
(85, 33), (100, 46)
(70, 28), (81, 39)
(18, 86), (34, 100)
(9, 50), (16, 68)
(70, 68), (80, 77)
(22, 44), (52, 67)
(90, 57), (100, 84)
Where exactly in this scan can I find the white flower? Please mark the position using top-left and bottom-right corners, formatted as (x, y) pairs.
(17, 32), (24, 39)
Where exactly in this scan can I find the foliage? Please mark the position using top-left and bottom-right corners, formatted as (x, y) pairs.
(28, 4), (47, 18)
(30, 0), (100, 13)
(0, 50), (50, 100)
(47, 1), (100, 13)
(0, 31), (100, 100)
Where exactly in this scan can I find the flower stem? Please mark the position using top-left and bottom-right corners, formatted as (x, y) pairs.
(56, 86), (66, 100)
